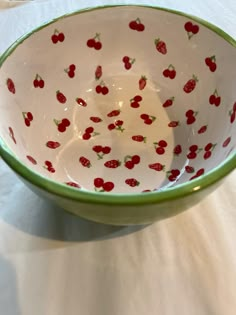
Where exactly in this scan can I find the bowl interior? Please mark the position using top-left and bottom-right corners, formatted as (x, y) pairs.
(0, 6), (235, 194)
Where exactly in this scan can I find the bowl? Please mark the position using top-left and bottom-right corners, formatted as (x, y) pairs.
(0, 5), (235, 225)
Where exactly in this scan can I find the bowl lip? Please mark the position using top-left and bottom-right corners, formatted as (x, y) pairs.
(0, 4), (235, 206)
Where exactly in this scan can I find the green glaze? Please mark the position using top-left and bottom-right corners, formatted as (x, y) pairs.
(0, 5), (235, 225)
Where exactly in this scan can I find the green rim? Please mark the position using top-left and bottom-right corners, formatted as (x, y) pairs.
(0, 4), (235, 206)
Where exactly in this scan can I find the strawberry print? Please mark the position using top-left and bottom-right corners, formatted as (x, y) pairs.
(44, 160), (55, 173)
(183, 75), (198, 93)
(56, 90), (67, 103)
(203, 142), (216, 159)
(104, 159), (121, 168)
(205, 56), (217, 72)
(107, 120), (125, 132)
(222, 137), (231, 148)
(148, 162), (165, 171)
(93, 145), (111, 159)
(125, 178), (140, 187)
(198, 125), (208, 134)
(168, 121), (179, 128)
(140, 113), (156, 125)
(166, 169), (181, 182)
(90, 116), (102, 123)
(22, 112), (33, 127)
(87, 33), (102, 50)
(185, 109), (198, 124)
(51, 29), (65, 43)
(26, 155), (37, 165)
(185, 165), (195, 173)
(130, 95), (142, 108)
(46, 141), (60, 149)
(107, 109), (120, 117)
(94, 178), (114, 192)
(187, 145), (202, 159)
(9, 127), (16, 144)
(54, 118), (70, 133)
(190, 168), (205, 180)
(79, 156), (91, 168)
(154, 38), (167, 54)
(139, 76), (147, 90)
(95, 65), (102, 80)
(82, 126), (99, 140)
(76, 97), (87, 107)
(173, 144), (182, 156)
(33, 74), (44, 88)
(64, 64), (76, 78)
(132, 135), (146, 143)
(122, 56), (136, 70)
(129, 18), (145, 31)
(184, 21), (199, 39)
(6, 78), (15, 94)
(163, 64), (176, 79)
(66, 182), (81, 188)
(209, 89), (221, 107)
(96, 80), (109, 95)
(163, 97), (175, 107)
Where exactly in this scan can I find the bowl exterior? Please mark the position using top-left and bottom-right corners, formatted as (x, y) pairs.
(22, 174), (224, 225)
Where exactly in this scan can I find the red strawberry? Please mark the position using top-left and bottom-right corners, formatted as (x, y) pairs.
(198, 125), (207, 134)
(46, 141), (60, 149)
(107, 109), (120, 117)
(104, 159), (121, 168)
(66, 182), (81, 188)
(26, 155), (37, 165)
(95, 65), (102, 80)
(139, 76), (147, 90)
(173, 144), (182, 155)
(132, 135), (146, 143)
(76, 98), (87, 107)
(56, 90), (67, 103)
(6, 78), (15, 94)
(90, 116), (102, 123)
(79, 156), (91, 168)
(155, 38), (167, 54)
(183, 75), (198, 93)
(125, 178), (140, 187)
(148, 163), (164, 171)
(168, 121), (179, 127)
(185, 165), (195, 173)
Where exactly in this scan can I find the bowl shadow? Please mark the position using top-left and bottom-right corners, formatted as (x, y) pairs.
(0, 184), (147, 242)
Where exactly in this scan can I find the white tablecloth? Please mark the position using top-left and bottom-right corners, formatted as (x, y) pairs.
(0, 1), (235, 314)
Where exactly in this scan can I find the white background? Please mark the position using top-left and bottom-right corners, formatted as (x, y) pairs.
(0, 1), (235, 314)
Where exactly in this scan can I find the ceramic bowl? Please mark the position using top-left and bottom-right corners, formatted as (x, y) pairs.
(0, 5), (235, 225)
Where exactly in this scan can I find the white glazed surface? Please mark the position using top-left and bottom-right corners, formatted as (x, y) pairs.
(0, 6), (235, 194)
